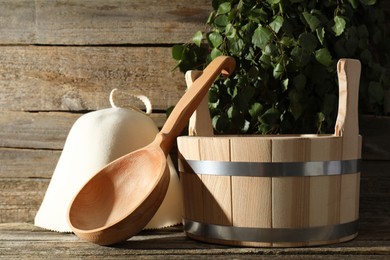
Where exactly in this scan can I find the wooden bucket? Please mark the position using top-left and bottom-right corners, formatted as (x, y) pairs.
(177, 59), (362, 247)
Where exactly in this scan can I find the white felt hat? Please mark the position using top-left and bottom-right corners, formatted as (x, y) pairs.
(34, 90), (182, 232)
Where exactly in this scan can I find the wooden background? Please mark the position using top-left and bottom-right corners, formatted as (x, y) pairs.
(0, 0), (211, 223)
(0, 0), (389, 226)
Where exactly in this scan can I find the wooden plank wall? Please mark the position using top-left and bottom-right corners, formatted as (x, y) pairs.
(0, 0), (211, 223)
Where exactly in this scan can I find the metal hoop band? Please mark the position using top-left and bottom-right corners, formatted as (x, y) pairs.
(179, 159), (360, 177)
(184, 219), (359, 243)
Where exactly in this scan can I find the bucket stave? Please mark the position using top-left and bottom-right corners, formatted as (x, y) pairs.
(178, 59), (361, 247)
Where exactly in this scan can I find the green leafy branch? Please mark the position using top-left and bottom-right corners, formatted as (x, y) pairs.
(173, 0), (390, 134)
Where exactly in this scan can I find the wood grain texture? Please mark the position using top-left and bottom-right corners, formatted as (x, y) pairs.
(0, 46), (185, 111)
(199, 137), (231, 226)
(0, 160), (389, 248)
(0, 111), (80, 149)
(187, 70), (214, 137)
(177, 137), (203, 223)
(307, 138), (342, 246)
(0, 0), (211, 45)
(271, 138), (311, 247)
(230, 137), (272, 247)
(0, 178), (49, 223)
(336, 60), (361, 226)
(0, 148), (60, 178)
(307, 138), (342, 226)
(0, 111), (166, 150)
(0, 219), (389, 259)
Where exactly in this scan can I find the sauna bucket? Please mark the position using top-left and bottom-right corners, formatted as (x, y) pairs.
(177, 59), (362, 247)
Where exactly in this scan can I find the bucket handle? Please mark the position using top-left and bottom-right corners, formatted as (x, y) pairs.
(334, 59), (361, 137)
(186, 70), (214, 137)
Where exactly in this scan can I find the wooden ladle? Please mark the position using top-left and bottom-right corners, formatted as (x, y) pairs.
(67, 56), (236, 245)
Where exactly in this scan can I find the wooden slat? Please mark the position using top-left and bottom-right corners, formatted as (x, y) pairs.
(199, 137), (231, 226)
(177, 137), (204, 223)
(308, 137), (342, 246)
(0, 178), (49, 223)
(0, 148), (60, 178)
(0, 46), (185, 111)
(230, 137), (272, 247)
(0, 111), (80, 149)
(0, 0), (211, 45)
(0, 111), (167, 149)
(271, 138), (311, 247)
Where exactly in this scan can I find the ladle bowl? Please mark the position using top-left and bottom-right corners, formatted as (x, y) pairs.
(67, 56), (236, 245)
(68, 145), (169, 245)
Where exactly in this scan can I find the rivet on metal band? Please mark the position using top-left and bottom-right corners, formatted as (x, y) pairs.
(179, 159), (360, 177)
(183, 219), (359, 243)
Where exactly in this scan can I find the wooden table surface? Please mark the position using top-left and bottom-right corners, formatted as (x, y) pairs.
(0, 161), (389, 259)
(1, 218), (389, 259)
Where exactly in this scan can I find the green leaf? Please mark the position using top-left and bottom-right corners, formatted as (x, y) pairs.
(228, 37), (244, 55)
(315, 48), (333, 66)
(269, 16), (284, 33)
(210, 48), (223, 59)
(289, 89), (303, 119)
(241, 120), (250, 133)
(264, 44), (278, 56)
(249, 8), (268, 23)
(172, 45), (184, 60)
(192, 31), (203, 47)
(280, 36), (296, 47)
(217, 2), (231, 15)
(214, 15), (229, 29)
(260, 107), (280, 125)
(252, 26), (273, 49)
(273, 62), (284, 79)
(316, 27), (325, 45)
(317, 112), (325, 123)
(282, 78), (289, 91)
(303, 12), (320, 32)
(260, 53), (272, 69)
(267, 0), (280, 4)
(249, 102), (263, 118)
(209, 87), (219, 103)
(332, 16), (346, 36)
(291, 46), (311, 67)
(212, 114), (230, 133)
(298, 32), (317, 52)
(359, 0), (376, 5)
(225, 23), (236, 38)
(208, 32), (223, 48)
(348, 0), (359, 8)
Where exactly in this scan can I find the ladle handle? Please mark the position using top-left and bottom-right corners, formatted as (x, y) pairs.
(159, 56), (236, 153)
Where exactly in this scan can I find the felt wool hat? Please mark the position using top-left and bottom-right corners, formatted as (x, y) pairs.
(34, 91), (182, 232)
